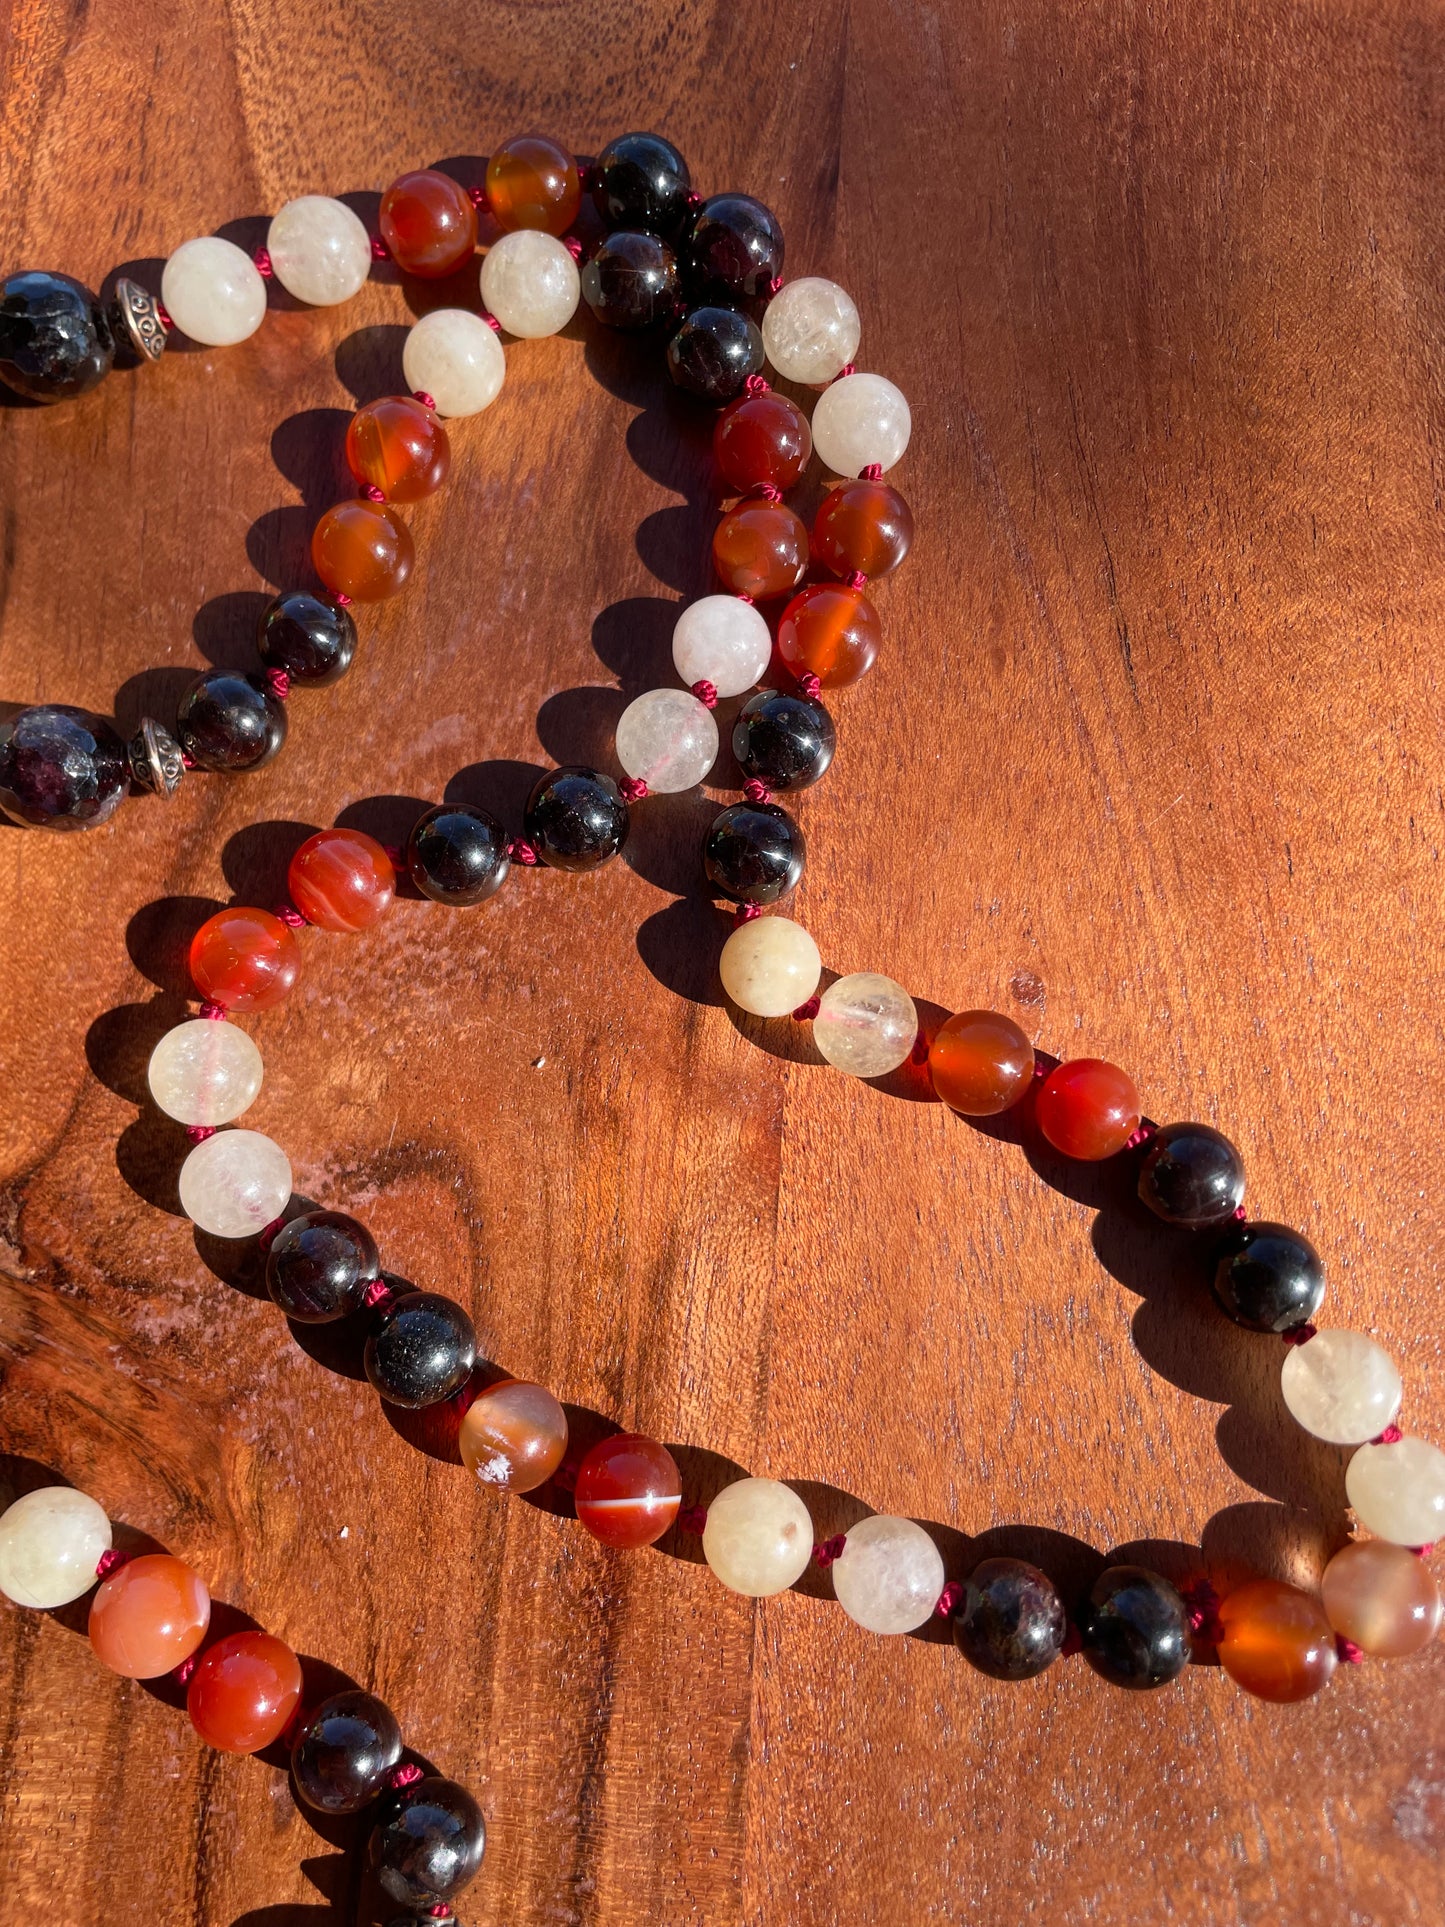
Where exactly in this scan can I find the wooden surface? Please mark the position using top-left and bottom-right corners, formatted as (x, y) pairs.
(0, 2), (1443, 1922)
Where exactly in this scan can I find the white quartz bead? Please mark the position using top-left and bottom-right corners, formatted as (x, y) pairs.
(161, 236), (268, 346)
(1280, 1329), (1403, 1445)
(761, 276), (861, 384)
(480, 229), (580, 338)
(615, 688), (718, 793)
(266, 195), (372, 306)
(147, 1019), (264, 1128)
(831, 1514), (945, 1635)
(178, 1129), (292, 1240)
(402, 308), (506, 418)
(814, 972), (918, 1078)
(0, 1487), (111, 1609)
(671, 594), (772, 699)
(1346, 1436), (1445, 1547)
(702, 1477), (813, 1597)
(719, 915), (822, 1018)
(811, 371), (911, 477)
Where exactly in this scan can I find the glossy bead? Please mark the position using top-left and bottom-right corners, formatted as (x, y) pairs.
(814, 972), (918, 1079)
(671, 594), (773, 697)
(0, 704), (128, 830)
(928, 1010), (1034, 1117)
(776, 582), (882, 688)
(291, 1689), (403, 1814)
(1347, 1436), (1445, 1547)
(88, 1554), (210, 1678)
(402, 308), (506, 418)
(732, 689), (835, 792)
(580, 230), (678, 331)
(179, 1128), (293, 1240)
(189, 906), (302, 1013)
(1079, 1565), (1191, 1690)
(266, 1209), (379, 1323)
(486, 134), (581, 235)
(666, 305), (764, 402)
(592, 131), (692, 236)
(1280, 1328), (1401, 1444)
(311, 499), (414, 604)
(0, 1487), (111, 1609)
(831, 1515), (945, 1634)
(523, 766), (629, 870)
(1213, 1221), (1326, 1334)
(952, 1557), (1068, 1679)
(345, 395), (450, 502)
(1035, 1058), (1141, 1161)
(704, 801), (805, 906)
(479, 228), (579, 337)
(812, 478), (914, 579)
(712, 501), (808, 599)
(574, 1433), (681, 1548)
(370, 1776), (486, 1907)
(266, 195), (372, 306)
(702, 1477), (813, 1597)
(686, 193), (784, 302)
(1138, 1121), (1246, 1227)
(0, 270), (113, 402)
(380, 170), (477, 278)
(1216, 1579), (1337, 1702)
(365, 1291), (476, 1409)
(288, 827), (395, 933)
(187, 1630), (302, 1754)
(1321, 1540), (1444, 1658)
(812, 371), (911, 477)
(161, 236), (267, 346)
(257, 590), (357, 687)
(458, 1379), (569, 1493)
(760, 275), (860, 385)
(714, 390), (811, 492)
(616, 688), (718, 793)
(407, 803), (511, 905)
(718, 914), (821, 1017)
(175, 669), (287, 773)
(147, 1018), (263, 1127)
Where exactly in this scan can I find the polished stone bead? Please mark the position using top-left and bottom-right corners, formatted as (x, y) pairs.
(704, 800), (805, 905)
(1346, 1436), (1445, 1547)
(370, 1776), (486, 1907)
(574, 1433), (681, 1548)
(266, 1209), (379, 1323)
(1216, 1578), (1337, 1702)
(1321, 1539), (1444, 1657)
(732, 689), (835, 791)
(712, 500), (809, 599)
(672, 594), (773, 697)
(1213, 1221), (1325, 1334)
(179, 1129), (293, 1240)
(714, 389), (811, 492)
(1035, 1058), (1141, 1161)
(832, 1515), (945, 1634)
(365, 1290), (476, 1409)
(161, 236), (267, 346)
(311, 499), (414, 603)
(288, 827), (396, 932)
(0, 705), (128, 829)
(1079, 1565), (1190, 1690)
(686, 193), (784, 302)
(580, 230), (678, 331)
(380, 170), (477, 278)
(952, 1556), (1068, 1679)
(702, 1477), (813, 1597)
(666, 305), (764, 401)
(345, 395), (450, 502)
(188, 1630), (302, 1753)
(0, 1487), (111, 1609)
(402, 308), (506, 418)
(266, 195), (372, 306)
(0, 270), (114, 401)
(811, 371), (911, 476)
(812, 478), (914, 579)
(616, 688), (718, 792)
(1138, 1121), (1246, 1227)
(1280, 1328), (1401, 1443)
(291, 1690), (403, 1813)
(760, 275), (860, 385)
(175, 669), (287, 773)
(458, 1379), (569, 1494)
(257, 590), (356, 686)
(486, 134), (580, 235)
(592, 132), (693, 236)
(189, 906), (302, 1012)
(776, 582), (882, 687)
(814, 972), (918, 1079)
(523, 767), (629, 870)
(718, 914), (822, 1017)
(928, 1010), (1035, 1117)
(89, 1553), (210, 1678)
(407, 803), (512, 905)
(147, 1018), (263, 1127)
(479, 228), (579, 337)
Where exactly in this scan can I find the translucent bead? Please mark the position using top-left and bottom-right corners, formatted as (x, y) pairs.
(1322, 1540), (1444, 1657)
(187, 1629), (302, 1753)
(292, 1690), (402, 1814)
(615, 688), (718, 792)
(161, 236), (267, 346)
(1138, 1122), (1246, 1227)
(1346, 1436), (1445, 1547)
(1280, 1329), (1402, 1444)
(0, 1487), (111, 1609)
(479, 229), (579, 337)
(712, 500), (808, 599)
(485, 134), (581, 235)
(402, 308), (506, 418)
(574, 1434), (681, 1548)
(179, 1129), (292, 1240)
(704, 801), (805, 905)
(458, 1379), (568, 1493)
(580, 231), (678, 331)
(147, 1018), (263, 1127)
(714, 389), (811, 493)
(831, 1514), (944, 1634)
(370, 1776), (486, 1908)
(718, 914), (821, 1017)
(379, 169), (477, 278)
(812, 478), (914, 578)
(89, 1553), (210, 1678)
(776, 582), (881, 687)
(1216, 1579), (1337, 1703)
(813, 972), (918, 1078)
(928, 1010), (1034, 1116)
(189, 906), (301, 1013)
(1079, 1565), (1190, 1690)
(0, 705), (128, 830)
(288, 828), (396, 932)
(1216, 1222), (1326, 1334)
(761, 276), (861, 385)
(702, 1477), (812, 1597)
(811, 371), (911, 477)
(311, 499), (414, 603)
(345, 395), (450, 502)
(1035, 1058), (1141, 1161)
(0, 271), (114, 403)
(951, 1556), (1067, 1679)
(266, 195), (372, 306)
(672, 594), (772, 697)
(174, 669), (287, 772)
(666, 306), (764, 402)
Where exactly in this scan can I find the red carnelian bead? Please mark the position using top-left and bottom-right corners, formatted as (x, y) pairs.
(776, 582), (882, 688)
(88, 1554), (211, 1679)
(344, 395), (450, 503)
(486, 133), (581, 235)
(811, 478), (915, 579)
(311, 499), (414, 604)
(1216, 1579), (1338, 1703)
(288, 828), (396, 933)
(712, 501), (808, 599)
(186, 1629), (303, 1753)
(714, 391), (811, 493)
(929, 1010), (1036, 1117)
(190, 907), (302, 1013)
(574, 1433), (682, 1549)
(379, 169), (477, 278)
(1035, 1058), (1141, 1161)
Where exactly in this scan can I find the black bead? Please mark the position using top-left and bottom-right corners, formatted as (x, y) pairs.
(591, 131), (693, 237)
(580, 231), (679, 331)
(365, 1288), (476, 1408)
(523, 767), (629, 871)
(1212, 1220), (1325, 1333)
(0, 270), (114, 403)
(951, 1557), (1067, 1681)
(703, 801), (805, 905)
(174, 669), (287, 773)
(407, 803), (511, 905)
(1079, 1565), (1190, 1691)
(732, 689), (836, 792)
(257, 590), (357, 688)
(266, 1210), (379, 1324)
(686, 193), (784, 303)
(369, 1774), (486, 1907)
(0, 704), (128, 830)
(291, 1689), (402, 1814)
(1137, 1121), (1246, 1228)
(665, 305), (764, 402)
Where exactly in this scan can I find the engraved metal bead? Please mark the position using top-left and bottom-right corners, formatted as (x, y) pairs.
(127, 716), (185, 797)
(109, 277), (167, 363)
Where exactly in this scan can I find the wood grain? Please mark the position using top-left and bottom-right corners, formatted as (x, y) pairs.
(1, 1), (1443, 1922)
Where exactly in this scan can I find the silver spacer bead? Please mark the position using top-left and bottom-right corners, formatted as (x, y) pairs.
(127, 716), (185, 797)
(110, 277), (167, 363)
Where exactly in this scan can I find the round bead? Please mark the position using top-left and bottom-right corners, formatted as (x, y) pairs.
(380, 170), (477, 278)
(1346, 1436), (1445, 1547)
(703, 1478), (813, 1597)
(671, 594), (772, 697)
(311, 499), (414, 604)
(776, 582), (882, 688)
(523, 767), (629, 870)
(161, 236), (267, 346)
(666, 305), (764, 402)
(266, 1209), (379, 1323)
(486, 134), (580, 235)
(179, 1128), (292, 1240)
(407, 803), (512, 905)
(189, 907), (301, 1013)
(687, 193), (784, 302)
(814, 972), (918, 1079)
(1035, 1058), (1141, 1161)
(458, 1379), (569, 1494)
(574, 1434), (681, 1548)
(0, 1487), (111, 1609)
(952, 1557), (1068, 1679)
(146, 1018), (263, 1127)
(365, 1290), (476, 1409)
(712, 501), (809, 599)
(288, 827), (396, 933)
(732, 689), (835, 792)
(175, 669), (287, 773)
(1216, 1579), (1338, 1703)
(714, 390), (811, 493)
(0, 270), (114, 402)
(615, 688), (718, 793)
(187, 1630), (302, 1754)
(88, 1554), (210, 1678)
(0, 704), (128, 830)
(479, 228), (580, 337)
(257, 590), (356, 687)
(291, 1689), (402, 1815)
(1280, 1328), (1401, 1444)
(266, 195), (372, 306)
(1079, 1565), (1191, 1690)
(811, 371), (911, 477)
(1213, 1221), (1325, 1334)
(831, 1515), (945, 1634)
(592, 131), (693, 236)
(1138, 1121), (1246, 1227)
(580, 231), (678, 331)
(1321, 1540), (1444, 1658)
(718, 914), (821, 1017)
(812, 478), (914, 578)
(760, 275), (860, 385)
(928, 1010), (1035, 1117)
(345, 395), (450, 502)
(402, 308), (506, 418)
(704, 801), (805, 906)
(370, 1776), (486, 1907)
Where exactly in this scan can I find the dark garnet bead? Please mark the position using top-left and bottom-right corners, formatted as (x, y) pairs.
(1079, 1565), (1191, 1690)
(266, 1210), (379, 1323)
(591, 131), (693, 237)
(407, 803), (511, 904)
(1212, 1221), (1325, 1333)
(291, 1689), (402, 1814)
(0, 704), (128, 830)
(257, 590), (357, 687)
(952, 1557), (1068, 1680)
(703, 801), (805, 905)
(686, 193), (784, 303)
(523, 767), (629, 871)
(580, 231), (678, 331)
(1138, 1121), (1246, 1227)
(666, 305), (763, 401)
(0, 270), (114, 402)
(365, 1287), (476, 1409)
(732, 689), (836, 792)
(174, 670), (287, 773)
(369, 1774), (486, 1906)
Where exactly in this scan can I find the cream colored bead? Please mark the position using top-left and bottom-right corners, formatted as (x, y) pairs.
(831, 1514), (945, 1634)
(1346, 1435), (1445, 1546)
(480, 229), (580, 338)
(702, 1477), (813, 1597)
(719, 915), (821, 1018)
(811, 371), (911, 476)
(813, 972), (918, 1078)
(161, 236), (268, 346)
(672, 594), (772, 698)
(402, 308), (506, 418)
(147, 1019), (263, 1127)
(761, 276), (861, 384)
(266, 195), (372, 306)
(615, 688), (718, 792)
(178, 1129), (292, 1240)
(1280, 1329), (1402, 1445)
(0, 1487), (111, 1609)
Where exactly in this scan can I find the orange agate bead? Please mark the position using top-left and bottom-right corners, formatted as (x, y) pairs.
(88, 1554), (211, 1679)
(1216, 1579), (1338, 1702)
(459, 1379), (569, 1494)
(811, 478), (914, 579)
(1035, 1058), (1141, 1161)
(344, 395), (450, 503)
(186, 1629), (303, 1753)
(486, 133), (581, 235)
(929, 1010), (1035, 1116)
(288, 828), (396, 933)
(189, 906), (302, 1013)
(575, 1433), (681, 1549)
(311, 499), (414, 603)
(776, 582), (882, 688)
(712, 501), (809, 600)
(379, 169), (477, 278)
